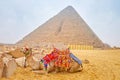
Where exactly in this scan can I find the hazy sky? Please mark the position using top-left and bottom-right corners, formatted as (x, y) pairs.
(0, 0), (120, 47)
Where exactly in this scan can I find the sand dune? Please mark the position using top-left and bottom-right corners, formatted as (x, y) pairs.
(1, 50), (120, 80)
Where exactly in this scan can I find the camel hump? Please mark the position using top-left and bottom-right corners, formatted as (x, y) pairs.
(70, 53), (82, 64)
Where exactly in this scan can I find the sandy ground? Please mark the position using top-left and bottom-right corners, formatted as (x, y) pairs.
(1, 50), (120, 80)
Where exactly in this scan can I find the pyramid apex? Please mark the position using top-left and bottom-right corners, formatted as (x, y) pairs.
(64, 5), (75, 10)
(59, 6), (78, 16)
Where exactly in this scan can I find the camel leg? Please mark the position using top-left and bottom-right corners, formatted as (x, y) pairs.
(46, 62), (55, 73)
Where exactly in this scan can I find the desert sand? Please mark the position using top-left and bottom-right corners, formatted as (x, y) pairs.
(1, 50), (120, 80)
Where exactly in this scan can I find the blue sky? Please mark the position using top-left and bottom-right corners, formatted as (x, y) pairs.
(0, 0), (120, 47)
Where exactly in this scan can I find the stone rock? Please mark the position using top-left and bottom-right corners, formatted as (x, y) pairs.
(2, 56), (17, 78)
(15, 57), (26, 67)
(0, 58), (4, 78)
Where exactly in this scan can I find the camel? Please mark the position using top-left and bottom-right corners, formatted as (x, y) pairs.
(41, 48), (83, 73)
(46, 56), (83, 73)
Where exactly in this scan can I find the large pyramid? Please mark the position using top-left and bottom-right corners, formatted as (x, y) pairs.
(17, 6), (104, 48)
